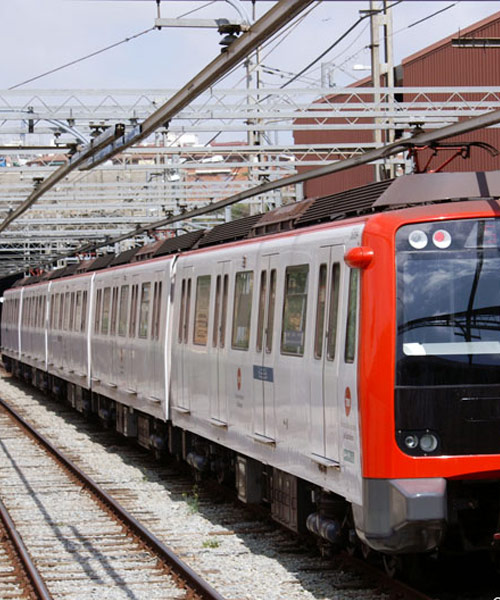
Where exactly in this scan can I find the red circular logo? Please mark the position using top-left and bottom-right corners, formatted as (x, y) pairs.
(344, 387), (352, 417)
(237, 368), (242, 391)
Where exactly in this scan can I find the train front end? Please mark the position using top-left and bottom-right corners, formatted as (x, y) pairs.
(356, 199), (500, 555)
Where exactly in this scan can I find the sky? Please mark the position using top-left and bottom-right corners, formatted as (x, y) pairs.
(1, 1), (500, 93)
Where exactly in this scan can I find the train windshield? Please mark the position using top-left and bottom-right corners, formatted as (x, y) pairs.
(396, 219), (500, 386)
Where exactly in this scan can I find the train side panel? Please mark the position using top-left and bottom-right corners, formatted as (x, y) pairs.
(170, 223), (364, 505)
(90, 259), (172, 420)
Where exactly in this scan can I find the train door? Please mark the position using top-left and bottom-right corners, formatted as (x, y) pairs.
(211, 262), (230, 424)
(309, 245), (344, 466)
(253, 253), (279, 442)
(176, 266), (193, 411)
(126, 275), (141, 394)
(151, 270), (164, 402)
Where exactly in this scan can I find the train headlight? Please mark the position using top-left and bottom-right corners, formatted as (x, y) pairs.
(408, 230), (428, 250)
(404, 434), (419, 449)
(419, 432), (439, 453)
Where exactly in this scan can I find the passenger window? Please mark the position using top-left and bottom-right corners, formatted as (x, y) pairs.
(81, 291), (88, 333)
(213, 275), (221, 347)
(178, 279), (186, 343)
(314, 264), (327, 359)
(231, 271), (253, 350)
(110, 287), (119, 336)
(220, 274), (229, 348)
(345, 269), (359, 363)
(194, 275), (211, 346)
(50, 295), (56, 328)
(256, 270), (267, 353)
(184, 279), (192, 344)
(327, 264), (341, 361)
(151, 281), (162, 341)
(41, 296), (46, 328)
(59, 293), (65, 330)
(129, 284), (138, 338)
(281, 264), (309, 356)
(118, 285), (129, 337)
(69, 292), (75, 331)
(63, 292), (71, 331)
(95, 289), (102, 334)
(75, 291), (82, 332)
(101, 287), (111, 335)
(138, 282), (151, 339)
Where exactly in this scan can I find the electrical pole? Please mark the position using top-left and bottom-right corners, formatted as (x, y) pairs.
(368, 0), (394, 180)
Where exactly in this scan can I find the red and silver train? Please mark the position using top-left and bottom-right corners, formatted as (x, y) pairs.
(3, 170), (500, 562)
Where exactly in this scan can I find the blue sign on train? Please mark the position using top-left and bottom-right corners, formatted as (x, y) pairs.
(253, 365), (274, 383)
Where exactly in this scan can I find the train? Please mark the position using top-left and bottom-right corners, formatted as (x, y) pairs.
(3, 170), (500, 572)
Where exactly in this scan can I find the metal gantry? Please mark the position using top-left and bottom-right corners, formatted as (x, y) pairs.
(1, 85), (500, 276)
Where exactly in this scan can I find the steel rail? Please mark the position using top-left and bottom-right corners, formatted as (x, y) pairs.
(0, 495), (54, 600)
(0, 396), (226, 600)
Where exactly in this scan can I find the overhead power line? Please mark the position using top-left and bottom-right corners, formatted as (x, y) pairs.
(8, 27), (155, 91)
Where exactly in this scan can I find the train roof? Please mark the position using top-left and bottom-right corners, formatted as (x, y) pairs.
(13, 170), (500, 287)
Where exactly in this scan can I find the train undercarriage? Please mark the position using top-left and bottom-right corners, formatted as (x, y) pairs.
(5, 356), (500, 580)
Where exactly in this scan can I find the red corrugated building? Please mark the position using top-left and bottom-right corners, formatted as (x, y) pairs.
(295, 11), (500, 198)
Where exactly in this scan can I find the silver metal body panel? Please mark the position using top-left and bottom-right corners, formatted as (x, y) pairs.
(170, 223), (364, 505)
(90, 260), (173, 420)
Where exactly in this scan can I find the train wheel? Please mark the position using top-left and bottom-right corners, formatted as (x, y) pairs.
(382, 554), (401, 578)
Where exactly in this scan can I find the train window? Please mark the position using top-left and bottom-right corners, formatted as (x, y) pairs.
(256, 270), (267, 353)
(213, 275), (221, 347)
(178, 279), (186, 343)
(59, 293), (65, 331)
(220, 274), (229, 348)
(138, 282), (151, 339)
(63, 292), (71, 331)
(81, 291), (88, 333)
(50, 295), (55, 328)
(344, 269), (359, 363)
(129, 284), (138, 338)
(75, 291), (82, 332)
(101, 287), (111, 335)
(42, 296), (46, 328)
(314, 264), (327, 359)
(118, 285), (129, 337)
(156, 281), (162, 340)
(281, 264), (309, 357)
(95, 289), (102, 334)
(326, 263), (341, 361)
(193, 275), (211, 346)
(151, 281), (163, 341)
(184, 279), (192, 344)
(231, 271), (254, 350)
(110, 287), (119, 336)
(69, 292), (75, 332)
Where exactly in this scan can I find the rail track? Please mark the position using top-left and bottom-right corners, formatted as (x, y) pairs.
(0, 493), (52, 600)
(0, 393), (224, 600)
(1, 370), (495, 600)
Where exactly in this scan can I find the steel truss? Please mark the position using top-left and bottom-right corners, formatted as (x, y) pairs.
(1, 86), (500, 276)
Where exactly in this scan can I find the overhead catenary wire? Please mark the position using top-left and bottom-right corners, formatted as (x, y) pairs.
(8, 26), (156, 91)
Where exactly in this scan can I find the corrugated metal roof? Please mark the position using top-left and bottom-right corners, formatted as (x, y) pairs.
(197, 215), (262, 247)
(153, 229), (206, 257)
(295, 179), (393, 228)
(403, 10), (500, 66)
